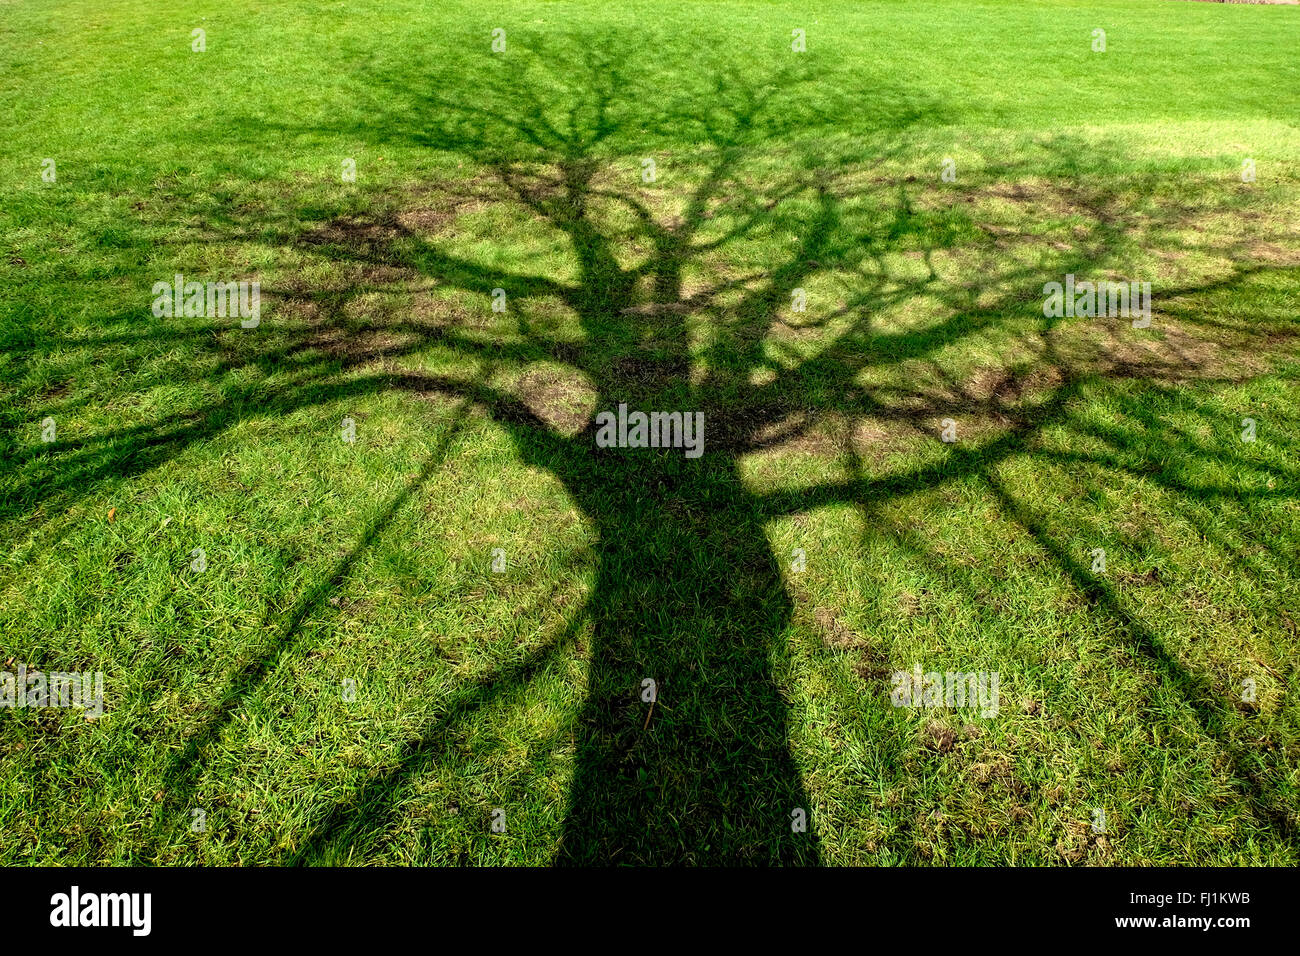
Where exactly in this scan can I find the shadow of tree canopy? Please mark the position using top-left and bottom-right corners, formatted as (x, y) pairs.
(6, 29), (1297, 863)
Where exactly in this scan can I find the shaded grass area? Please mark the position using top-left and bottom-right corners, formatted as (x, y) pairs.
(0, 0), (1298, 864)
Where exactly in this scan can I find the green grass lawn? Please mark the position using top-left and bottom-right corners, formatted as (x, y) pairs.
(1, 0), (1298, 865)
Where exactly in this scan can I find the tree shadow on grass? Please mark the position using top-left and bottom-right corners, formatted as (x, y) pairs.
(6, 29), (1298, 862)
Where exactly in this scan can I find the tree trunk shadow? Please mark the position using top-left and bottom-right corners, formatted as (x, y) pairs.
(549, 446), (818, 865)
